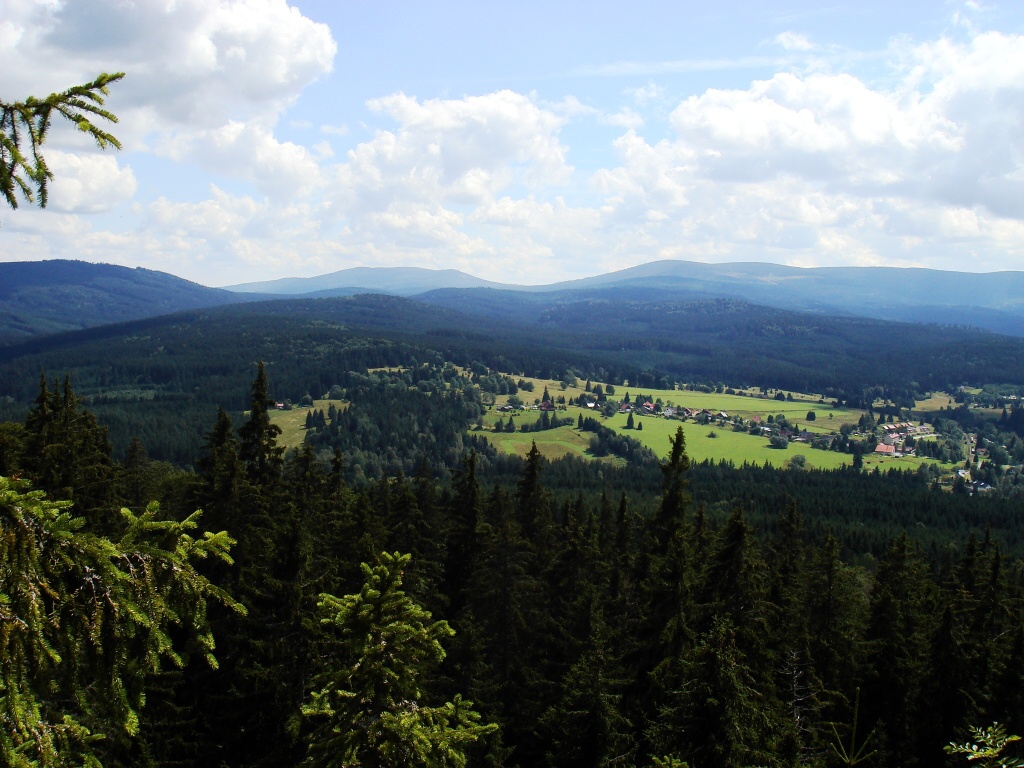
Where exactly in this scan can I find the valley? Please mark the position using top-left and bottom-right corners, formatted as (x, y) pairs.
(3, 259), (1024, 768)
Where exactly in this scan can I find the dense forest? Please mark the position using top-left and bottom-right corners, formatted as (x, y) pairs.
(3, 294), (1024, 468)
(4, 350), (1024, 767)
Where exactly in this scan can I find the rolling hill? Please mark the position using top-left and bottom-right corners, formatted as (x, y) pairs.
(2, 290), (1024, 466)
(225, 265), (508, 296)
(5, 259), (1024, 346)
(0, 260), (254, 343)
(224, 260), (1024, 336)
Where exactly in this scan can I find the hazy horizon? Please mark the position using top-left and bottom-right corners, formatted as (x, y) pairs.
(4, 1), (1024, 286)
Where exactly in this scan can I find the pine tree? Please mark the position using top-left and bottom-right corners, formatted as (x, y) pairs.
(642, 426), (695, 662)
(803, 534), (869, 723)
(862, 534), (937, 766)
(0, 421), (24, 476)
(468, 486), (545, 760)
(539, 607), (635, 767)
(22, 374), (117, 530)
(301, 552), (496, 767)
(121, 435), (155, 511)
(517, 441), (553, 554)
(0, 476), (240, 767)
(640, 427), (700, 761)
(648, 616), (775, 768)
(386, 470), (446, 612)
(445, 451), (482, 614)
(238, 361), (284, 486)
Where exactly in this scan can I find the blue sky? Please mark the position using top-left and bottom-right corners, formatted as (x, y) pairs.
(3, 0), (1024, 286)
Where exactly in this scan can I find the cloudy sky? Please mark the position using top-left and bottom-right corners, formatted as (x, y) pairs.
(2, 0), (1024, 286)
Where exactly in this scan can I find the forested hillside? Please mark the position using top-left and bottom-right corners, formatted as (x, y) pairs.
(2, 293), (1024, 466)
(2, 280), (1024, 766)
(2, 360), (1023, 767)
(0, 260), (252, 343)
(418, 289), (1024, 399)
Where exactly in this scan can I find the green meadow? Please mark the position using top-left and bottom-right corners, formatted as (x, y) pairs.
(481, 395), (949, 473)
(497, 381), (864, 430)
(602, 412), (851, 469)
(473, 423), (618, 463)
(282, 377), (950, 472)
(480, 405), (852, 469)
(271, 399), (346, 449)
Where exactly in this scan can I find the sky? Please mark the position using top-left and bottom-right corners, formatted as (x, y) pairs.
(2, 0), (1024, 287)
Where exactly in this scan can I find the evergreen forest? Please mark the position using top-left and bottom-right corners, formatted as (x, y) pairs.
(4, 329), (1024, 767)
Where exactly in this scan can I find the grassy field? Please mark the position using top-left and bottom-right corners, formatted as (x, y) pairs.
(472, 423), (623, 463)
(270, 399), (346, 449)
(602, 412), (851, 469)
(915, 392), (957, 412)
(480, 402), (952, 472)
(273, 374), (952, 472)
(478, 413), (837, 468)
(479, 405), (851, 469)
(498, 381), (864, 428)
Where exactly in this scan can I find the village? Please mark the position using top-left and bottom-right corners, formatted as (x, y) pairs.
(479, 377), (1002, 487)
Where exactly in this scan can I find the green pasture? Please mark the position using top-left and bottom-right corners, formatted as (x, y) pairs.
(493, 372), (968, 432)
(474, 424), (617, 464)
(915, 392), (957, 412)
(479, 403), (953, 473)
(496, 379), (864, 429)
(603, 412), (852, 469)
(478, 406), (854, 469)
(270, 399), (345, 449)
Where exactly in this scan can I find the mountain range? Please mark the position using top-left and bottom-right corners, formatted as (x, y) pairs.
(3, 258), (1024, 344)
(226, 260), (1024, 336)
(4, 259), (1024, 466)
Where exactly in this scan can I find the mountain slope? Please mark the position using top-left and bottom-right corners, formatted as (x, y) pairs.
(227, 260), (1024, 336)
(541, 260), (1024, 335)
(1, 291), (1023, 466)
(225, 266), (510, 296)
(413, 287), (1024, 395)
(0, 260), (254, 343)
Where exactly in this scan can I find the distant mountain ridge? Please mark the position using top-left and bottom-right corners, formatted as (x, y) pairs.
(226, 266), (509, 296)
(227, 259), (1024, 336)
(5, 258), (1024, 345)
(0, 260), (253, 343)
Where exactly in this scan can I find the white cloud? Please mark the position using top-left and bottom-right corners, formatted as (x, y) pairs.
(625, 83), (667, 107)
(582, 29), (1024, 275)
(775, 32), (816, 52)
(44, 151), (137, 213)
(365, 90), (571, 189)
(304, 90), (581, 276)
(324, 90), (572, 237)
(40, 0), (335, 132)
(158, 122), (322, 199)
(6, 8), (1024, 285)
(602, 108), (645, 130)
(313, 141), (335, 160)
(0, 0), (336, 200)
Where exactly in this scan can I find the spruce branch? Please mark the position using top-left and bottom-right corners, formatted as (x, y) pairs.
(1, 72), (124, 210)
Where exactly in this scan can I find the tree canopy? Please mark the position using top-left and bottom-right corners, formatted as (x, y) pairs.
(0, 477), (241, 767)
